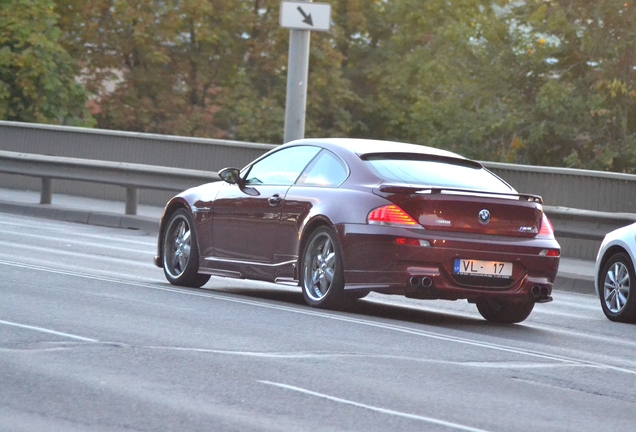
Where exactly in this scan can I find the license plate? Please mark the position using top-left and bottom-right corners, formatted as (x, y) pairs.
(453, 259), (513, 278)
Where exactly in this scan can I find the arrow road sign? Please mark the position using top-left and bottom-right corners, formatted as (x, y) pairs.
(297, 6), (313, 26)
(280, 2), (331, 32)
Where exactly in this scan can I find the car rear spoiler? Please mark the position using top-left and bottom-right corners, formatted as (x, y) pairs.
(376, 184), (544, 204)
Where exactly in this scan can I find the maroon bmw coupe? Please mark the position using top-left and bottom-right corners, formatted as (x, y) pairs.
(155, 138), (560, 323)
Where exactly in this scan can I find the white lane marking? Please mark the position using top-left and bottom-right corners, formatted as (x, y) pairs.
(260, 380), (491, 432)
(0, 319), (98, 342)
(0, 242), (154, 266)
(0, 230), (152, 253)
(2, 259), (636, 375)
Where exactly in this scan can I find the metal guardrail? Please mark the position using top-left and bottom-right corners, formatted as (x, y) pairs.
(2, 148), (635, 236)
(544, 206), (636, 241)
(0, 150), (219, 215)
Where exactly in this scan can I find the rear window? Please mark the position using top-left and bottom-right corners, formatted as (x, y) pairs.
(296, 149), (348, 187)
(363, 156), (513, 193)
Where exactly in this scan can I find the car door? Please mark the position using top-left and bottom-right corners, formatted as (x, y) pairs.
(212, 145), (321, 263)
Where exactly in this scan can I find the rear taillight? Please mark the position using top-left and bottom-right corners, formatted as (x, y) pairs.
(536, 214), (555, 239)
(368, 205), (419, 227)
(395, 237), (431, 247)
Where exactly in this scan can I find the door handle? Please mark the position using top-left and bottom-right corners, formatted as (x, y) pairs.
(268, 194), (282, 206)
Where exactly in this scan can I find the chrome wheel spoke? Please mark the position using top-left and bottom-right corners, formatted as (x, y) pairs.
(608, 264), (618, 284)
(321, 238), (332, 256)
(182, 242), (191, 257)
(617, 287), (629, 309)
(324, 267), (334, 285)
(180, 227), (190, 244)
(617, 268), (629, 286)
(177, 253), (187, 273)
(318, 276), (329, 294)
(311, 268), (321, 287)
(325, 251), (335, 267)
(609, 290), (619, 312)
(171, 254), (181, 271)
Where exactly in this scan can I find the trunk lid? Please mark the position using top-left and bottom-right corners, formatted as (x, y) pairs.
(376, 185), (544, 237)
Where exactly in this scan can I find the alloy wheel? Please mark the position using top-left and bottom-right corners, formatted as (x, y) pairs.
(603, 261), (630, 314)
(303, 232), (336, 302)
(165, 216), (192, 279)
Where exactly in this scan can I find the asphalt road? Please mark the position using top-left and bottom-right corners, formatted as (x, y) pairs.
(1, 212), (635, 432)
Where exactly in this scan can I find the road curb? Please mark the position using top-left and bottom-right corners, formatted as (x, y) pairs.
(554, 274), (595, 296)
(0, 201), (159, 233)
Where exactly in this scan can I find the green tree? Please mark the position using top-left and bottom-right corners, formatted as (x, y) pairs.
(178, 0), (361, 142)
(0, 0), (94, 125)
(54, 0), (364, 142)
(342, 0), (519, 159)
(50, 0), (636, 171)
(339, 0), (636, 171)
(515, 0), (636, 171)
(56, 0), (241, 136)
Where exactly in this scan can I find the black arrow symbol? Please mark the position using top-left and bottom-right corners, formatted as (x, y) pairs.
(297, 6), (314, 26)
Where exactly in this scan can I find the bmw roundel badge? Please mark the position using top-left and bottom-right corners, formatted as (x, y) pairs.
(478, 209), (491, 224)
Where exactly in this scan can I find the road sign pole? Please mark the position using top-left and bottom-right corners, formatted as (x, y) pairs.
(281, 0), (330, 143)
(283, 26), (311, 143)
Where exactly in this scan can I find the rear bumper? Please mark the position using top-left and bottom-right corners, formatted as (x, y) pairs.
(338, 223), (560, 302)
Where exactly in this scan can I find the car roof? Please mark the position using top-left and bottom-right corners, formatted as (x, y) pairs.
(287, 138), (466, 160)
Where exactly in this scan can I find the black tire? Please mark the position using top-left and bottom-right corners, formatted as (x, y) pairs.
(301, 227), (349, 309)
(599, 252), (636, 323)
(162, 209), (210, 288)
(476, 298), (535, 324)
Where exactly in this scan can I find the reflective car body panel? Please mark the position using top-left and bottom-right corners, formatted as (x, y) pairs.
(156, 138), (560, 307)
(594, 222), (636, 322)
(212, 183), (290, 262)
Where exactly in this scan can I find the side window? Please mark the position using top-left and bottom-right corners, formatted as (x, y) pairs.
(244, 146), (321, 186)
(296, 149), (348, 187)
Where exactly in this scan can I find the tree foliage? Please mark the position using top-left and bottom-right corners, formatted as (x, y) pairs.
(0, 0), (94, 125)
(21, 0), (636, 172)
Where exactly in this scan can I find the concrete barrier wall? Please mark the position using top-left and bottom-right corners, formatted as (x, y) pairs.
(0, 121), (275, 205)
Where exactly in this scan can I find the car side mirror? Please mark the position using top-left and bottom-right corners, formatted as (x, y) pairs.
(218, 167), (241, 185)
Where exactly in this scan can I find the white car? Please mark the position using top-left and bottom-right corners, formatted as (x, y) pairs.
(595, 222), (636, 322)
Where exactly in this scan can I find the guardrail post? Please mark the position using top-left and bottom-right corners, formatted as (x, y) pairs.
(125, 186), (138, 215)
(40, 178), (52, 204)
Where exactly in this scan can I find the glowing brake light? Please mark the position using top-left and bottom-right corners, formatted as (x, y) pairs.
(536, 214), (555, 239)
(368, 205), (419, 227)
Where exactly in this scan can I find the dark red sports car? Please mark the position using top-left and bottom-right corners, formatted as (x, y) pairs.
(155, 138), (560, 323)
